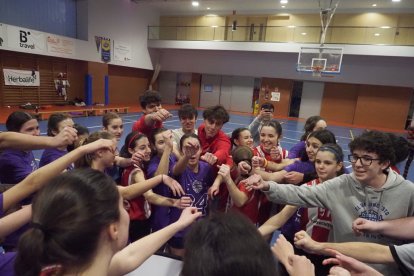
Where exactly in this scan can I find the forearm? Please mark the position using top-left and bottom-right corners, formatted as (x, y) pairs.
(0, 132), (55, 150)
(375, 218), (414, 240)
(265, 160), (290, 172)
(0, 206), (32, 238)
(144, 190), (176, 207)
(258, 206), (297, 236)
(109, 221), (183, 276)
(114, 156), (132, 168)
(225, 179), (248, 207)
(172, 156), (190, 176)
(318, 242), (394, 264)
(119, 175), (164, 200)
(255, 169), (285, 182)
(154, 148), (172, 176)
(3, 145), (88, 210)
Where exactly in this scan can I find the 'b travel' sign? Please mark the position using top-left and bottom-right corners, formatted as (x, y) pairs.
(7, 25), (45, 53)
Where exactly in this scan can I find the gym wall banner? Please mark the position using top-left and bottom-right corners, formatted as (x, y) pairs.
(7, 25), (46, 53)
(101, 37), (111, 63)
(47, 35), (75, 55)
(3, 69), (40, 86)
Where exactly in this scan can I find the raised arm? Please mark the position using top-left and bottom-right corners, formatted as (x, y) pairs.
(218, 164), (248, 207)
(0, 205), (32, 238)
(108, 207), (201, 276)
(353, 217), (414, 240)
(258, 205), (298, 237)
(3, 139), (114, 211)
(152, 130), (174, 176)
(0, 127), (77, 151)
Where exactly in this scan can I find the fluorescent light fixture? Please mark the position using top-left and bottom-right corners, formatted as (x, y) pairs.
(287, 25), (296, 28)
(392, 0), (401, 2)
(280, 0), (288, 4)
(205, 14), (218, 17)
(207, 7), (211, 10)
(301, 32), (307, 35)
(281, 5), (286, 8)
(372, 3), (377, 6)
(192, 1), (199, 7)
(374, 33), (380, 36)
(211, 25), (218, 28)
(380, 26), (391, 29)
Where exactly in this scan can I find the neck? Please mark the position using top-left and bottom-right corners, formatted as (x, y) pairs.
(367, 173), (388, 189)
(182, 128), (194, 135)
(64, 245), (113, 276)
(188, 162), (199, 173)
(91, 161), (106, 172)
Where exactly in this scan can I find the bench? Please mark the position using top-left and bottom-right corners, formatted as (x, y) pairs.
(31, 106), (129, 120)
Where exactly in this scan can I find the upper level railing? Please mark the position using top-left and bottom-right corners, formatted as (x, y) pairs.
(148, 25), (414, 46)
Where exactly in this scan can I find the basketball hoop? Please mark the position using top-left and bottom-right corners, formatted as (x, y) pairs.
(312, 66), (323, 77)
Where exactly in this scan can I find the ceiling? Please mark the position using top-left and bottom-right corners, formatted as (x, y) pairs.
(134, 0), (414, 15)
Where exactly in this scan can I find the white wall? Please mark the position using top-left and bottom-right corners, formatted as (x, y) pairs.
(150, 41), (414, 88)
(0, 1), (159, 70)
(299, 81), (325, 119)
(200, 75), (222, 108)
(158, 71), (177, 104)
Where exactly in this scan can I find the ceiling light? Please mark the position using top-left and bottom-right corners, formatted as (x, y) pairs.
(280, 0), (288, 4)
(282, 5), (286, 8)
(207, 7), (211, 10)
(301, 32), (307, 35)
(372, 4), (377, 7)
(380, 26), (391, 29)
(211, 25), (218, 28)
(192, 1), (199, 7)
(392, 0), (401, 2)
(374, 33), (380, 36)
(287, 25), (296, 28)
(206, 14), (218, 17)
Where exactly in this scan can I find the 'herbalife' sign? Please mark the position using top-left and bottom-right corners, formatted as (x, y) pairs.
(3, 69), (40, 86)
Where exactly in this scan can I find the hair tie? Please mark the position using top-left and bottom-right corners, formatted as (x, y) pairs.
(318, 145), (342, 161)
(128, 132), (142, 149)
(32, 222), (47, 234)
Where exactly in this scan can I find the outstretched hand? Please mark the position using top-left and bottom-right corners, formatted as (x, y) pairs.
(323, 250), (383, 276)
(352, 218), (380, 236)
(294, 230), (321, 254)
(162, 175), (185, 196)
(201, 152), (217, 165)
(53, 126), (78, 147)
(176, 207), (202, 228)
(242, 174), (267, 191)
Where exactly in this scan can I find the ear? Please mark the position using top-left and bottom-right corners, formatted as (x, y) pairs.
(96, 149), (104, 158)
(128, 147), (135, 156)
(380, 160), (391, 170)
(102, 127), (107, 131)
(107, 222), (119, 241)
(336, 162), (344, 173)
(234, 139), (240, 146)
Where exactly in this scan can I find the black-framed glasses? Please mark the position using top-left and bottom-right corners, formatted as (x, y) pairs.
(348, 154), (380, 166)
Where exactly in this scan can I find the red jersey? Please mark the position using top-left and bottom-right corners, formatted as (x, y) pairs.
(231, 180), (265, 225)
(198, 124), (231, 166)
(253, 144), (288, 164)
(300, 179), (333, 242)
(120, 166), (150, 221)
(132, 115), (162, 137)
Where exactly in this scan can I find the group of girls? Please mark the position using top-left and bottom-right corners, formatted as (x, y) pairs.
(0, 109), (349, 275)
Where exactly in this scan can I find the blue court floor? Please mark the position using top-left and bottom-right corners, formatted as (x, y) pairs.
(1, 109), (412, 181)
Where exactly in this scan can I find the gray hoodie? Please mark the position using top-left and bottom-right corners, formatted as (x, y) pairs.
(264, 170), (414, 275)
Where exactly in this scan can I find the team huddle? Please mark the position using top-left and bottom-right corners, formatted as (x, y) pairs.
(0, 89), (412, 276)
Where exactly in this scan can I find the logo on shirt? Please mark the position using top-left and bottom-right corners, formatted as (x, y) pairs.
(191, 180), (204, 194)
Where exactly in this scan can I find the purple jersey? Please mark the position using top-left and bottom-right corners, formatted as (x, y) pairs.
(39, 148), (73, 170)
(0, 194), (17, 275)
(147, 154), (177, 232)
(284, 160), (315, 174)
(287, 141), (306, 159)
(170, 161), (214, 238)
(0, 149), (38, 184)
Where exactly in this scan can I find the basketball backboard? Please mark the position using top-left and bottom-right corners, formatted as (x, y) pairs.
(297, 46), (343, 75)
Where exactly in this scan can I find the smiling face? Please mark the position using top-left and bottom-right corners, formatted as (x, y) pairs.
(20, 119), (40, 136)
(351, 149), (389, 186)
(153, 130), (170, 156)
(259, 126), (279, 152)
(234, 129), (254, 149)
(315, 150), (342, 182)
(180, 115), (196, 133)
(144, 102), (162, 114)
(130, 137), (152, 162)
(104, 118), (124, 142)
(306, 137), (323, 162)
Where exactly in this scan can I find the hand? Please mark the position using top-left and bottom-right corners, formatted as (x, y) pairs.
(183, 140), (200, 158)
(174, 196), (192, 209)
(270, 146), (281, 162)
(286, 255), (315, 276)
(352, 218), (380, 236)
(208, 182), (221, 199)
(252, 156), (265, 168)
(53, 126), (78, 147)
(152, 108), (172, 122)
(131, 151), (145, 167)
(200, 152), (217, 165)
(294, 230), (321, 254)
(217, 164), (232, 183)
(323, 250), (383, 276)
(176, 207), (202, 228)
(82, 138), (115, 154)
(284, 172), (304, 185)
(271, 234), (294, 267)
(238, 161), (252, 175)
(162, 129), (174, 149)
(162, 175), (185, 197)
(242, 174), (267, 191)
(258, 109), (272, 121)
(328, 266), (351, 276)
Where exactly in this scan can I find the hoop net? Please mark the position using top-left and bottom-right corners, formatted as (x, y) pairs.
(312, 66), (323, 77)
